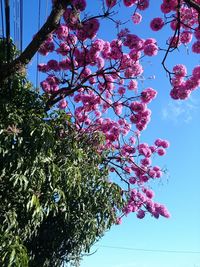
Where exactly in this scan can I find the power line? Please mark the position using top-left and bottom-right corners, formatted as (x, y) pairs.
(36, 0), (41, 90)
(94, 244), (200, 254)
(20, 0), (23, 51)
(0, 0), (5, 38)
(13, 0), (17, 46)
(5, 0), (10, 63)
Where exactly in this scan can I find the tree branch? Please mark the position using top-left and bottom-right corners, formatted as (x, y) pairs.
(183, 0), (200, 13)
(0, 0), (71, 82)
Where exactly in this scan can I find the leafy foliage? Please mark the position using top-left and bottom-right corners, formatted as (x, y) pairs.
(0, 40), (124, 267)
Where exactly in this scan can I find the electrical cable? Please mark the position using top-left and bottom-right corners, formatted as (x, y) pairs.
(20, 0), (23, 51)
(0, 0), (5, 39)
(36, 0), (41, 90)
(16, 0), (19, 51)
(4, 0), (10, 63)
(13, 0), (15, 45)
(94, 244), (200, 254)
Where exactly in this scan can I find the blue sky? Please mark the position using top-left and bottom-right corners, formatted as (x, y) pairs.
(6, 1), (200, 266)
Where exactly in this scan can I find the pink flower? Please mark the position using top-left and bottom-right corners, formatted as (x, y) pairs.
(170, 88), (179, 100)
(153, 166), (160, 172)
(138, 146), (152, 158)
(137, 0), (149, 10)
(149, 145), (156, 153)
(157, 148), (166, 156)
(97, 57), (105, 69)
(168, 36), (181, 48)
(123, 204), (133, 215)
(38, 63), (49, 72)
(92, 39), (105, 51)
(118, 86), (126, 95)
(170, 20), (178, 31)
(39, 41), (55, 55)
(160, 2), (173, 14)
(124, 34), (144, 50)
(156, 170), (162, 178)
(40, 81), (50, 93)
(145, 189), (154, 199)
(71, 0), (86, 11)
(148, 169), (157, 178)
(47, 60), (60, 72)
(124, 166), (131, 174)
(123, 0), (137, 7)
(126, 64), (142, 77)
(155, 204), (170, 218)
(192, 41), (200, 54)
(194, 27), (200, 40)
(137, 209), (145, 219)
(106, 0), (117, 8)
(141, 157), (151, 166)
(58, 99), (68, 109)
(63, 8), (79, 29)
(132, 12), (142, 24)
(67, 34), (77, 45)
(180, 31), (192, 44)
(59, 58), (71, 70)
(114, 103), (123, 115)
(155, 138), (162, 146)
(173, 64), (187, 77)
(129, 50), (141, 61)
(128, 80), (138, 90)
(129, 177), (136, 184)
(116, 217), (122, 225)
(171, 77), (184, 87)
(129, 136), (136, 144)
(192, 66), (200, 79)
(144, 38), (157, 45)
(143, 43), (158, 56)
(161, 140), (170, 148)
(55, 24), (69, 40)
(77, 18), (100, 41)
(130, 101), (146, 112)
(56, 43), (70, 56)
(150, 17), (164, 31)
(141, 88), (157, 103)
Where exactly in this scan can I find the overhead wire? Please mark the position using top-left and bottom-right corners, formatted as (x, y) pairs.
(36, 0), (41, 90)
(0, 0), (5, 39)
(13, 0), (19, 52)
(19, 0), (23, 51)
(94, 244), (200, 254)
(4, 0), (11, 63)
(13, 0), (16, 48)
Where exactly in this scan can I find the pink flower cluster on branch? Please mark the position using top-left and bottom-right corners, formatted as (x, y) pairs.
(38, 0), (200, 223)
(148, 0), (200, 96)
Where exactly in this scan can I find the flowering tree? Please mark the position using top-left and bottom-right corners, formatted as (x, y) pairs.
(37, 0), (200, 221)
(0, 0), (200, 266)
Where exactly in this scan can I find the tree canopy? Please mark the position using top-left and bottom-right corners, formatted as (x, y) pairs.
(1, 0), (200, 266)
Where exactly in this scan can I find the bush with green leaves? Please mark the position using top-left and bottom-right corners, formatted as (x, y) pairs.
(0, 40), (124, 267)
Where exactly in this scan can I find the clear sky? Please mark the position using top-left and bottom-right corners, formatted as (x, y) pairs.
(6, 1), (200, 266)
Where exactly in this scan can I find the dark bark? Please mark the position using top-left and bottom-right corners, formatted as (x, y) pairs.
(0, 0), (71, 82)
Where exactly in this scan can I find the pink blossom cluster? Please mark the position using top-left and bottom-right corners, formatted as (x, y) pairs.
(168, 62), (199, 99)
(38, 0), (173, 223)
(150, 1), (200, 49)
(121, 0), (149, 10)
(140, 0), (200, 101)
(170, 65), (200, 99)
(120, 187), (170, 221)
